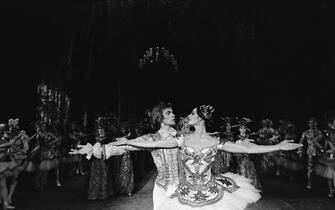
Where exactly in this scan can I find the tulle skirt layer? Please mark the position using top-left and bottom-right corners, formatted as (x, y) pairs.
(157, 172), (261, 210)
(38, 158), (60, 171)
(314, 157), (335, 179)
(0, 160), (28, 177)
(275, 155), (303, 171)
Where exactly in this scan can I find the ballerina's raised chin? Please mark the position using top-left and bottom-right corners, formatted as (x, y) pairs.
(110, 105), (302, 210)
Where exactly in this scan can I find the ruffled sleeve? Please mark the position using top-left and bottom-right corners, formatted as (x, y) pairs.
(102, 143), (128, 159)
(86, 142), (128, 160)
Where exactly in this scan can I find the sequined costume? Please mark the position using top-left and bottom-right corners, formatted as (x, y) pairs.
(233, 134), (262, 190)
(299, 129), (323, 175)
(113, 151), (134, 195)
(157, 138), (260, 210)
(87, 155), (109, 200)
(87, 128), (180, 210)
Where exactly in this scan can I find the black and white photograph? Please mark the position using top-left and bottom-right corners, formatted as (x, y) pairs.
(0, 0), (333, 209)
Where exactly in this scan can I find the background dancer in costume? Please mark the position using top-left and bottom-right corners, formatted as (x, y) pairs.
(298, 118), (324, 189)
(275, 122), (302, 180)
(68, 122), (86, 176)
(274, 119), (289, 176)
(0, 119), (29, 209)
(314, 117), (335, 197)
(34, 122), (62, 189)
(0, 124), (16, 210)
(234, 118), (262, 190)
(256, 119), (278, 171)
(212, 117), (234, 175)
(178, 117), (193, 136)
(112, 124), (134, 196)
(86, 124), (109, 200)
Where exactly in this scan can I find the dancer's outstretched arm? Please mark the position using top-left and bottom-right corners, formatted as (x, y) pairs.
(69, 141), (142, 160)
(219, 139), (302, 154)
(69, 134), (160, 159)
(112, 137), (179, 149)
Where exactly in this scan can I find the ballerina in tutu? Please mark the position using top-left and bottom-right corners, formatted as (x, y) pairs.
(314, 117), (335, 197)
(34, 122), (62, 189)
(275, 122), (303, 180)
(0, 120), (29, 209)
(109, 105), (302, 210)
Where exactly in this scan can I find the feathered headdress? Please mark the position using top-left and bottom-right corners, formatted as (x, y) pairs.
(197, 105), (215, 120)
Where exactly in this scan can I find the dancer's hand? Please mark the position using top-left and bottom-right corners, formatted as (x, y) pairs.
(69, 143), (93, 155)
(277, 140), (303, 151)
(113, 137), (128, 146)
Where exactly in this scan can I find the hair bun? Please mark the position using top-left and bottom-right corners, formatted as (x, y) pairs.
(198, 105), (215, 120)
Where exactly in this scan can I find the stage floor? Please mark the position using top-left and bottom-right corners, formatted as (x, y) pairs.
(13, 170), (335, 210)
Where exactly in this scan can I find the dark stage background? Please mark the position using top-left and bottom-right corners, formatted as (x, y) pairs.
(0, 0), (333, 130)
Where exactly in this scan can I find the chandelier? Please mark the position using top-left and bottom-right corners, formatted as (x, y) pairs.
(138, 46), (178, 70)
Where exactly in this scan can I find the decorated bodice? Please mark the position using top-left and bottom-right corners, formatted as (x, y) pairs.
(181, 145), (217, 187)
(38, 131), (60, 158)
(301, 129), (323, 156)
(141, 131), (180, 190)
(173, 143), (239, 207)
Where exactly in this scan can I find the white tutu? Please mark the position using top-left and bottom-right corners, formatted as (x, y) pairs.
(157, 172), (261, 210)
